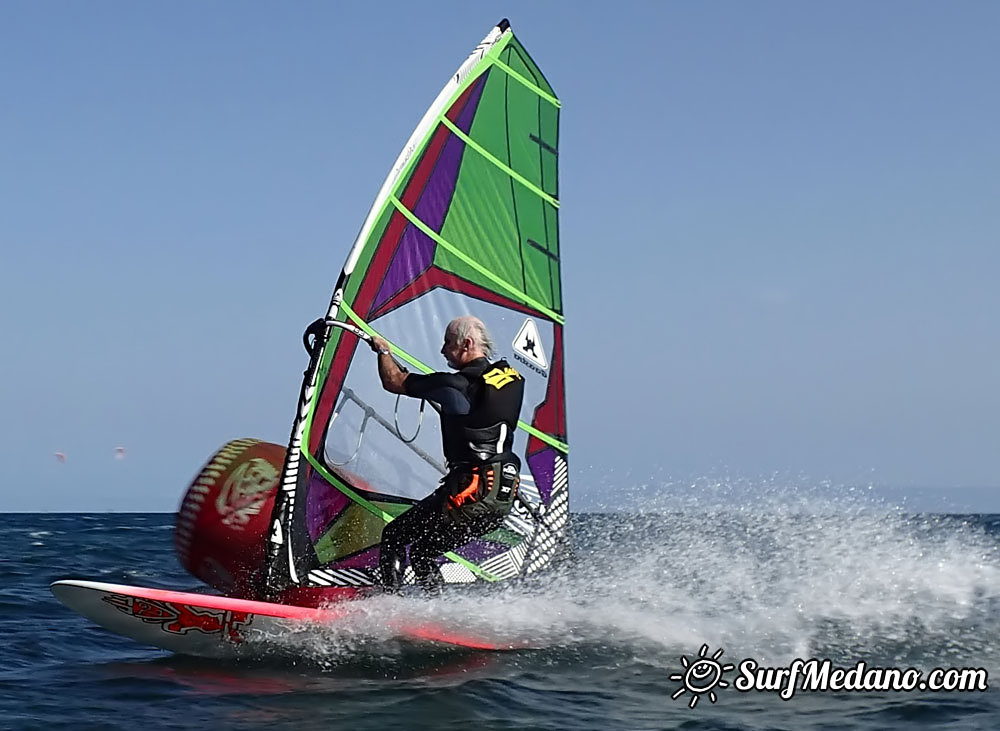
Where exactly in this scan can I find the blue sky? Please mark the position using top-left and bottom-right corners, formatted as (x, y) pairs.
(2, 2), (997, 512)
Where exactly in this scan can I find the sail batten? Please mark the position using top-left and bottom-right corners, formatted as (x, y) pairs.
(491, 58), (561, 107)
(438, 117), (559, 207)
(387, 196), (564, 324)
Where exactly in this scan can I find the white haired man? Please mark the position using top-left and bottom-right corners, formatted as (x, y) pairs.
(370, 316), (524, 592)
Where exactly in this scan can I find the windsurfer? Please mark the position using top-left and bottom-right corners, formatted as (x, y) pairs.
(370, 316), (524, 592)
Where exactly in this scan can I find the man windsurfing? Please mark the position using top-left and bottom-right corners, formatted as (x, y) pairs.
(369, 316), (524, 592)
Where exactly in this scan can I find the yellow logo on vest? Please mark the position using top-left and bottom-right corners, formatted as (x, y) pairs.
(483, 367), (521, 389)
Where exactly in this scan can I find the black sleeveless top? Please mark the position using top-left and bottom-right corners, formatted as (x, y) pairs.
(404, 357), (524, 466)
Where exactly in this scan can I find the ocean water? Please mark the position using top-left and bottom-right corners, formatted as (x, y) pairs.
(2, 496), (999, 729)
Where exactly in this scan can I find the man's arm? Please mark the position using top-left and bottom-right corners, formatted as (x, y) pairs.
(369, 335), (471, 412)
(371, 336), (408, 394)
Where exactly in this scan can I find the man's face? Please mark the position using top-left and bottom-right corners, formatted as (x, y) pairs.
(441, 327), (465, 369)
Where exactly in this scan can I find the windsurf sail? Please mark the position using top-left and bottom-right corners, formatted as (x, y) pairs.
(265, 19), (568, 594)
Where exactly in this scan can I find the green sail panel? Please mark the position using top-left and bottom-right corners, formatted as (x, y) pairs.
(434, 145), (561, 317)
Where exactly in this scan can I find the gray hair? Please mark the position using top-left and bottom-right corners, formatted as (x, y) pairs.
(448, 316), (495, 359)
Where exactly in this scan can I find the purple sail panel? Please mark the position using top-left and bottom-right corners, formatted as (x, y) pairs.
(445, 537), (509, 563)
(330, 546), (380, 569)
(413, 132), (465, 231)
(527, 449), (556, 503)
(372, 223), (436, 310)
(370, 135), (466, 308)
(306, 472), (351, 543)
(453, 73), (487, 133)
(418, 73), (486, 226)
(371, 75), (488, 312)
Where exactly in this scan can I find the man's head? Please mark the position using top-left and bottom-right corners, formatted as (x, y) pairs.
(441, 316), (494, 369)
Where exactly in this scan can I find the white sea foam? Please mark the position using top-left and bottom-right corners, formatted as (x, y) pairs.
(557, 477), (1000, 666)
(259, 476), (1000, 669)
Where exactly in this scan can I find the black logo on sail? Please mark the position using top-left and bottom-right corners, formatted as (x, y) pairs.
(512, 318), (548, 373)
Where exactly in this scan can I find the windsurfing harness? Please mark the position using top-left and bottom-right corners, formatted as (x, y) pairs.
(379, 460), (520, 590)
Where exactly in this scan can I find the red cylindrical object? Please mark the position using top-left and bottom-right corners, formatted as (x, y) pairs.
(175, 439), (284, 599)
